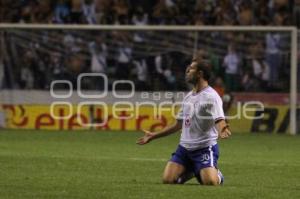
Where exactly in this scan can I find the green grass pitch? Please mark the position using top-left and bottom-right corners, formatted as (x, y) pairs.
(0, 130), (300, 199)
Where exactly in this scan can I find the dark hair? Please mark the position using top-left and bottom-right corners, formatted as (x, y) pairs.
(192, 58), (211, 81)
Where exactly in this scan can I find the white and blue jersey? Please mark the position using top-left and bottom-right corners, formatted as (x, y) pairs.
(176, 86), (225, 150)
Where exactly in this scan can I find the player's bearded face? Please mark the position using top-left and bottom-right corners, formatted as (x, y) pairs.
(185, 62), (198, 84)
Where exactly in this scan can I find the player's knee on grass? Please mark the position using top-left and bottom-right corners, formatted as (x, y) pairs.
(201, 175), (219, 185)
(200, 168), (220, 186)
(162, 162), (185, 184)
(162, 173), (178, 184)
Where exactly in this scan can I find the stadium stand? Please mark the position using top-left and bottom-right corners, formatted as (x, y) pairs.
(0, 0), (298, 92)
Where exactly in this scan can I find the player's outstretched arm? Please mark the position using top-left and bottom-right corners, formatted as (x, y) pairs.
(136, 120), (182, 145)
(215, 119), (231, 139)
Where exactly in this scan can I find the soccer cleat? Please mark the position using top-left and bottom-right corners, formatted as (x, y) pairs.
(217, 169), (224, 185)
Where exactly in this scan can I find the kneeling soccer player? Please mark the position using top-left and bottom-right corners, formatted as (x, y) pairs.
(137, 59), (231, 185)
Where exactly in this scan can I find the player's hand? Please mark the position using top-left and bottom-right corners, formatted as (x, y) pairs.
(136, 130), (156, 145)
(219, 126), (231, 139)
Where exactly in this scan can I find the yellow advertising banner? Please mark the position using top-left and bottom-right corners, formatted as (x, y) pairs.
(1, 104), (299, 133)
(2, 104), (178, 131)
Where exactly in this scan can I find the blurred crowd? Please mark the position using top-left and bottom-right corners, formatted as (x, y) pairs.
(1, 30), (292, 92)
(0, 0), (296, 26)
(0, 0), (299, 92)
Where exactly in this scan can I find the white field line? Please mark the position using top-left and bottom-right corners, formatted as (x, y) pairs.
(97, 156), (300, 167)
(1, 153), (299, 167)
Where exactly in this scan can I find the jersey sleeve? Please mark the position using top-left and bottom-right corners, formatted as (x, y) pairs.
(211, 95), (225, 122)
